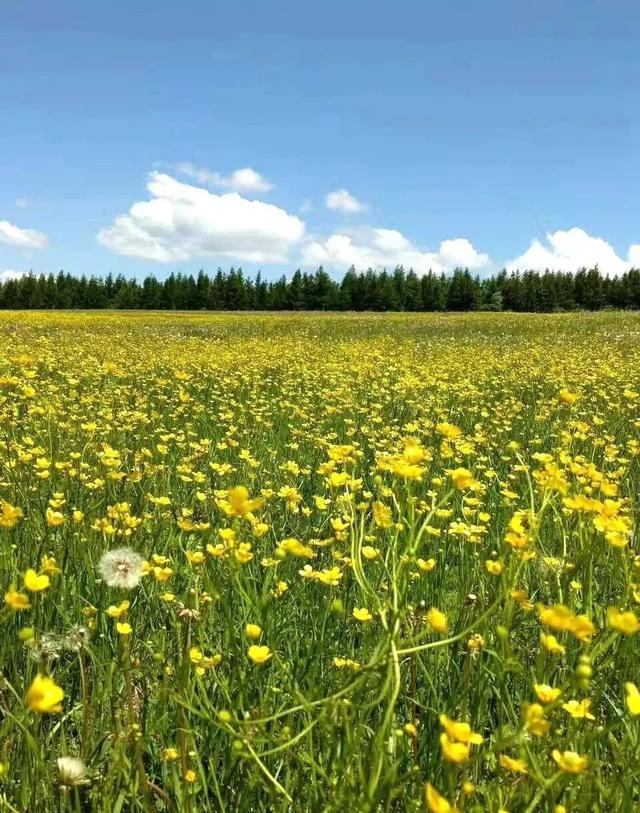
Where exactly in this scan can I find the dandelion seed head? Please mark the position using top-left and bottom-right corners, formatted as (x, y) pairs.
(57, 756), (87, 786)
(98, 548), (143, 589)
(62, 625), (90, 653)
(28, 633), (63, 662)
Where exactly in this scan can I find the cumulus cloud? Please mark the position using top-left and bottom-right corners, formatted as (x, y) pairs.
(507, 228), (640, 275)
(175, 162), (274, 194)
(0, 220), (48, 249)
(97, 172), (305, 264)
(325, 189), (367, 214)
(301, 228), (490, 274)
(0, 269), (26, 281)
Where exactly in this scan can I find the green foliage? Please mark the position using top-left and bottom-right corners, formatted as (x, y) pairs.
(2, 266), (640, 312)
(0, 310), (639, 811)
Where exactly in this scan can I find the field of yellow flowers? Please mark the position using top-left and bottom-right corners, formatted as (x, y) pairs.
(1, 310), (639, 812)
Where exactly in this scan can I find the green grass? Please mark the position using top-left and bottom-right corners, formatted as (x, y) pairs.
(0, 310), (638, 812)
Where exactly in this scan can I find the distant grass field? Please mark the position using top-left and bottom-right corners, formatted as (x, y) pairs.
(0, 310), (639, 812)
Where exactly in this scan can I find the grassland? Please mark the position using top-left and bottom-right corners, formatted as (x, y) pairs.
(0, 310), (639, 812)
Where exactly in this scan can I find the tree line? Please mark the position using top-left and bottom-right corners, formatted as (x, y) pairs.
(2, 266), (640, 312)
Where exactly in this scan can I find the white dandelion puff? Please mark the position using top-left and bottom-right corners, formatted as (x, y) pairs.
(98, 548), (144, 589)
(57, 756), (88, 787)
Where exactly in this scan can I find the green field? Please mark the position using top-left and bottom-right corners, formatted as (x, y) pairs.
(0, 310), (639, 812)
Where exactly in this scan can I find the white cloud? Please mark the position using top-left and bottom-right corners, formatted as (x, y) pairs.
(175, 162), (274, 194)
(0, 220), (48, 249)
(301, 228), (490, 274)
(15, 197), (31, 209)
(507, 228), (640, 275)
(97, 172), (305, 264)
(325, 189), (367, 214)
(0, 269), (26, 281)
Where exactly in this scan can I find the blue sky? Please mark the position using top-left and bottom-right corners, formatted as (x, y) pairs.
(1, 0), (638, 279)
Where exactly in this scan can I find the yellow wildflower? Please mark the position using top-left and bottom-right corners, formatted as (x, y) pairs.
(552, 749), (588, 774)
(26, 674), (64, 713)
(248, 645), (272, 665)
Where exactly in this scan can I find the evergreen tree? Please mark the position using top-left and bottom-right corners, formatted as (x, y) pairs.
(0, 264), (637, 313)
(287, 270), (304, 310)
(404, 270), (422, 311)
(446, 269), (479, 311)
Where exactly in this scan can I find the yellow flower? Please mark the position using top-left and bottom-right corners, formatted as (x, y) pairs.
(235, 543), (254, 564)
(245, 623), (262, 640)
(163, 747), (180, 762)
(45, 507), (65, 527)
(116, 622), (132, 635)
(41, 555), (61, 576)
(607, 606), (640, 635)
(248, 645), (272, 665)
(184, 769), (197, 783)
(402, 441), (425, 464)
(499, 754), (528, 774)
(449, 467), (476, 490)
(26, 674), (64, 713)
(0, 500), (23, 529)
(562, 699), (595, 720)
(216, 485), (263, 517)
(485, 559), (503, 575)
(106, 600), (130, 618)
(533, 684), (561, 704)
(436, 422), (462, 439)
(426, 608), (448, 633)
(425, 782), (460, 813)
(278, 538), (315, 558)
(352, 607), (373, 623)
(4, 588), (31, 610)
(439, 733), (470, 763)
(568, 613), (596, 642)
(625, 682), (640, 715)
(559, 388), (580, 404)
(524, 703), (549, 737)
(417, 557), (436, 572)
(189, 647), (204, 664)
(540, 633), (565, 654)
(389, 459), (424, 479)
(505, 510), (534, 550)
(538, 604), (572, 631)
(439, 714), (483, 744)
(274, 580), (289, 596)
(372, 501), (393, 528)
(539, 604), (595, 641)
(23, 569), (50, 593)
(466, 633), (484, 652)
(153, 566), (173, 582)
(551, 749), (588, 774)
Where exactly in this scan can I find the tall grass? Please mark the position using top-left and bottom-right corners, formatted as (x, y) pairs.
(0, 310), (638, 811)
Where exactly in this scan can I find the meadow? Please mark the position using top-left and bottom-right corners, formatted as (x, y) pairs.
(0, 310), (639, 812)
